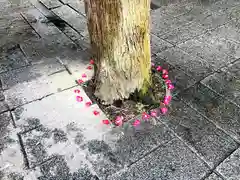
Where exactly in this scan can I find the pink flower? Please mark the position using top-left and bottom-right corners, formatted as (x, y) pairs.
(163, 96), (172, 105)
(82, 73), (87, 78)
(165, 79), (171, 84)
(93, 110), (100, 116)
(150, 110), (157, 117)
(162, 74), (169, 79)
(87, 65), (92, 70)
(162, 69), (168, 75)
(76, 96), (83, 102)
(115, 116), (123, 126)
(168, 83), (175, 90)
(156, 66), (162, 71)
(74, 89), (80, 93)
(90, 59), (94, 65)
(151, 63), (155, 67)
(142, 112), (150, 120)
(102, 119), (110, 125)
(85, 101), (92, 107)
(132, 119), (141, 127)
(77, 79), (84, 84)
(161, 107), (168, 114)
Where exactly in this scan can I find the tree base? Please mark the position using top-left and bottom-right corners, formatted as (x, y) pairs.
(83, 62), (172, 124)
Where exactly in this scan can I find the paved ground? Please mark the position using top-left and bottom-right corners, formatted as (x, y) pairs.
(1, 0), (240, 179)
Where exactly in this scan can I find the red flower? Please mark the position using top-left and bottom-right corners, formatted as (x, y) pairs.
(93, 110), (100, 116)
(87, 65), (92, 70)
(161, 107), (168, 114)
(77, 79), (84, 84)
(82, 73), (87, 78)
(115, 116), (123, 126)
(162, 69), (168, 75)
(163, 96), (172, 105)
(132, 119), (141, 126)
(162, 74), (169, 79)
(90, 59), (94, 65)
(102, 119), (110, 125)
(85, 101), (92, 107)
(74, 89), (80, 93)
(76, 96), (83, 102)
(165, 79), (171, 84)
(142, 112), (150, 120)
(168, 83), (174, 90)
(156, 66), (162, 71)
(150, 110), (157, 117)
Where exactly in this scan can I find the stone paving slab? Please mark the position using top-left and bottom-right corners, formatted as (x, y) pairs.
(159, 99), (238, 168)
(151, 34), (173, 55)
(52, 5), (87, 37)
(0, 111), (25, 180)
(205, 172), (224, 180)
(39, 0), (62, 9)
(216, 148), (240, 180)
(179, 83), (240, 143)
(222, 59), (240, 79)
(201, 70), (240, 106)
(3, 69), (76, 109)
(33, 1), (88, 49)
(157, 47), (213, 81)
(0, 58), (64, 90)
(0, 45), (29, 74)
(178, 38), (235, 70)
(107, 138), (210, 180)
(66, 0), (86, 16)
(0, 12), (39, 48)
(0, 101), (8, 114)
(197, 31), (240, 60)
(161, 21), (207, 45)
(151, 8), (192, 38)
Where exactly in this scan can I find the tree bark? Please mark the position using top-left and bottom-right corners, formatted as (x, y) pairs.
(84, 0), (151, 104)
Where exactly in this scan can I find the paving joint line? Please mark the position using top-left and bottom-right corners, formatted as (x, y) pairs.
(66, 4), (86, 17)
(17, 133), (30, 169)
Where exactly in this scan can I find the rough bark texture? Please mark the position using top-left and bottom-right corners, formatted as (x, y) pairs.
(84, 0), (151, 104)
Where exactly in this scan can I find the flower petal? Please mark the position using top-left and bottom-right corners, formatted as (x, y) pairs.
(77, 79), (84, 84)
(115, 116), (123, 126)
(90, 59), (94, 65)
(163, 96), (172, 105)
(85, 101), (92, 107)
(142, 112), (150, 120)
(74, 89), (80, 93)
(102, 119), (110, 125)
(162, 74), (169, 79)
(82, 73), (87, 78)
(132, 119), (141, 126)
(162, 69), (168, 75)
(156, 66), (162, 71)
(161, 107), (168, 114)
(76, 96), (83, 102)
(93, 110), (100, 116)
(168, 83), (175, 90)
(165, 79), (171, 84)
(150, 110), (157, 117)
(87, 65), (93, 70)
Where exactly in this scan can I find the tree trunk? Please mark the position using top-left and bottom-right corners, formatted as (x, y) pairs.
(84, 0), (151, 104)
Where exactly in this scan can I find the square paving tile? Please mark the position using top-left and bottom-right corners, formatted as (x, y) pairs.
(107, 138), (210, 180)
(157, 47), (213, 81)
(0, 112), (25, 179)
(180, 83), (240, 142)
(0, 58), (64, 90)
(161, 22), (207, 45)
(205, 172), (224, 180)
(178, 39), (235, 70)
(216, 148), (240, 180)
(3, 70), (76, 108)
(222, 59), (240, 79)
(151, 34), (173, 55)
(0, 46), (29, 74)
(159, 100), (238, 168)
(201, 71), (240, 106)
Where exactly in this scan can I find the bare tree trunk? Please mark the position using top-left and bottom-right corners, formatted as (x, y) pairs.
(84, 0), (151, 104)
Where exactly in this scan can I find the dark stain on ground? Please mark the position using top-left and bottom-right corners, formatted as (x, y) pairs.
(53, 128), (68, 143)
